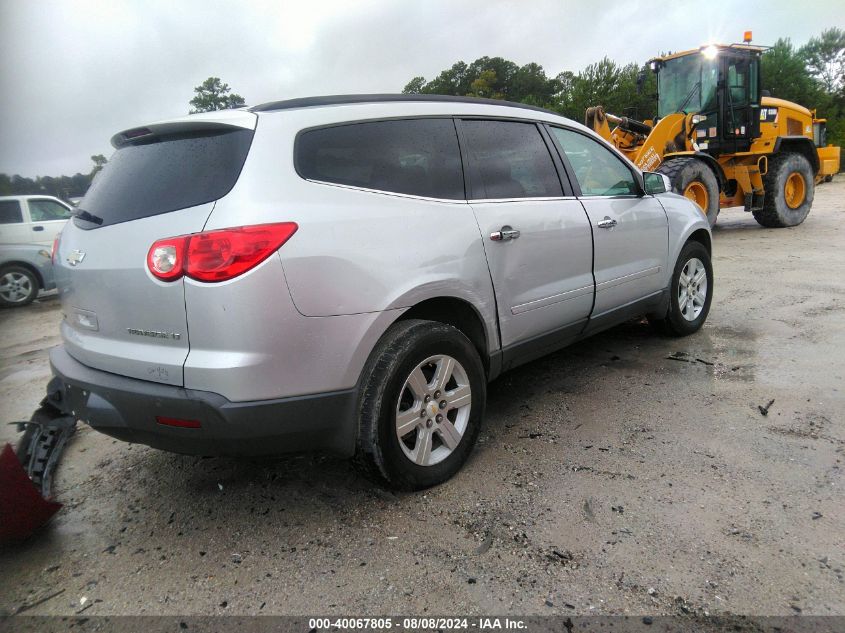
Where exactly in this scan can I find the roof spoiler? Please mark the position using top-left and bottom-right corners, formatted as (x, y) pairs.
(111, 110), (257, 148)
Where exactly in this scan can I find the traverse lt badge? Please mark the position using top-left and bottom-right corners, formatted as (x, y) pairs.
(127, 328), (182, 340)
(67, 249), (86, 266)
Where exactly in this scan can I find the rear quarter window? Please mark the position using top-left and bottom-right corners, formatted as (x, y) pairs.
(0, 200), (23, 224)
(77, 128), (254, 228)
(295, 119), (465, 200)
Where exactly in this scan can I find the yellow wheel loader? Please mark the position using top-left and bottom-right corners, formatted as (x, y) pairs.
(586, 37), (841, 228)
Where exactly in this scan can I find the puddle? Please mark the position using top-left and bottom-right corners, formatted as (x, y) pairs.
(672, 323), (760, 383)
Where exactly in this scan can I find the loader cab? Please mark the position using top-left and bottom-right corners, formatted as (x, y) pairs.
(653, 45), (763, 155)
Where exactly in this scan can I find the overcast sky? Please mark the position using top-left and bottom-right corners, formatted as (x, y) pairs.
(1, 0), (843, 177)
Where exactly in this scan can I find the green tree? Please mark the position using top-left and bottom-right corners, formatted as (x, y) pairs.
(402, 76), (427, 94)
(90, 154), (108, 176)
(566, 57), (626, 122)
(402, 57), (561, 107)
(466, 57), (518, 99)
(512, 62), (561, 107)
(426, 61), (471, 96)
(632, 63), (658, 121)
(800, 27), (845, 95)
(761, 38), (817, 104)
(189, 77), (246, 113)
(799, 29), (845, 150)
(467, 70), (501, 99)
(551, 71), (576, 116)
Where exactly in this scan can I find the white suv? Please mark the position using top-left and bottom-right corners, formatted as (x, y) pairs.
(48, 95), (713, 489)
(0, 195), (72, 247)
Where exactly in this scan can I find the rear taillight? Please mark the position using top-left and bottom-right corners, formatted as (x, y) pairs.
(51, 234), (61, 264)
(147, 222), (298, 283)
(148, 236), (187, 281)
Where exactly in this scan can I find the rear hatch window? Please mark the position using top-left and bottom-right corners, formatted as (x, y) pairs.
(76, 128), (253, 229)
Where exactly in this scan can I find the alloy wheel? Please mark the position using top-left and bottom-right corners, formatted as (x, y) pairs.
(395, 354), (472, 466)
(0, 272), (34, 304)
(678, 257), (707, 322)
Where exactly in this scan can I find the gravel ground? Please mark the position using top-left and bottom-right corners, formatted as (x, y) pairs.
(1, 180), (843, 618)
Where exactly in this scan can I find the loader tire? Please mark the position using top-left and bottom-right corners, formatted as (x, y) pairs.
(657, 158), (720, 227)
(753, 153), (814, 228)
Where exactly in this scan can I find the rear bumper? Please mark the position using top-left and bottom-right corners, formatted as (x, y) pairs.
(48, 346), (357, 456)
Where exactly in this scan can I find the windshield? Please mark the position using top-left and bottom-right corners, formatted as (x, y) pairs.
(657, 54), (718, 117)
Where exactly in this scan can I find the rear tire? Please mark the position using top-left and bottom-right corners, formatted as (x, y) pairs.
(753, 153), (814, 228)
(658, 158), (720, 227)
(354, 319), (486, 490)
(651, 241), (713, 337)
(0, 265), (39, 308)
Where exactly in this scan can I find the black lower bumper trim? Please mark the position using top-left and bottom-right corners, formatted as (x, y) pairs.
(48, 346), (357, 456)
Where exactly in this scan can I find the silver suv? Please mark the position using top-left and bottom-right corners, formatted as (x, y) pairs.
(49, 95), (712, 489)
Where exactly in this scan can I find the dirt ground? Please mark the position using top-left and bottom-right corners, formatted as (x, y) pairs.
(1, 180), (843, 618)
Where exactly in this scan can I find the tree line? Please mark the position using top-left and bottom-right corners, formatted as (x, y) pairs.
(404, 55), (657, 124)
(0, 155), (107, 200)
(404, 28), (845, 149)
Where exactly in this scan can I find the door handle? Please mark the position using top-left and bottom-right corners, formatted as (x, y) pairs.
(597, 217), (617, 229)
(32, 225), (45, 231)
(490, 225), (520, 241)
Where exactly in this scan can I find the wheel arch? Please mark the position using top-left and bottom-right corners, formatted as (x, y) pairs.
(773, 137), (820, 174)
(663, 152), (727, 191)
(394, 296), (492, 377)
(0, 261), (45, 289)
(686, 228), (711, 255)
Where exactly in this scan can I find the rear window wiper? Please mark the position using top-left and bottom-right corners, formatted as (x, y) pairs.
(71, 208), (104, 225)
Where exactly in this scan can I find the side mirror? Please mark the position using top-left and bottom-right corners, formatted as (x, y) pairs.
(636, 70), (646, 94)
(643, 171), (671, 195)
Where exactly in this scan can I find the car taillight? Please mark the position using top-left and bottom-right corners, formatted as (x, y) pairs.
(148, 236), (187, 281)
(51, 234), (61, 264)
(147, 222), (298, 283)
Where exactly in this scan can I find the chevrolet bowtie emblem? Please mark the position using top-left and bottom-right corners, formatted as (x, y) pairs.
(67, 249), (86, 266)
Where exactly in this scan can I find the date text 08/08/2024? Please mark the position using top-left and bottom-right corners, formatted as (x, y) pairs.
(308, 618), (528, 630)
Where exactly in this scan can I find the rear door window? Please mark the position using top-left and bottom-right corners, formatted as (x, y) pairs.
(29, 199), (72, 221)
(0, 200), (23, 224)
(78, 128), (254, 228)
(460, 120), (563, 199)
(296, 119), (465, 200)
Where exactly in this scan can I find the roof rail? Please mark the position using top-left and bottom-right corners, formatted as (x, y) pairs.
(249, 93), (560, 116)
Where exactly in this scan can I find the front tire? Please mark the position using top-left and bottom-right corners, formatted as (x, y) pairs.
(658, 158), (720, 227)
(753, 153), (814, 228)
(354, 320), (486, 490)
(651, 241), (713, 337)
(0, 265), (39, 308)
